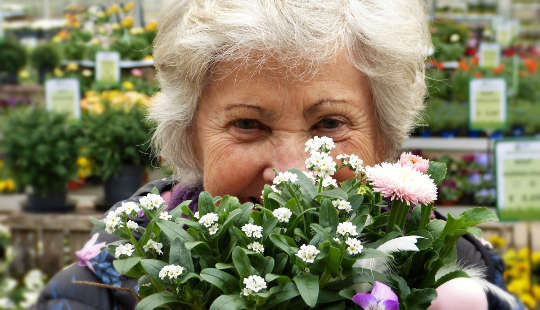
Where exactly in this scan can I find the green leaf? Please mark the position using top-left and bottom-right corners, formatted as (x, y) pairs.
(232, 246), (257, 278)
(150, 187), (160, 195)
(200, 268), (239, 294)
(135, 291), (177, 310)
(209, 294), (247, 310)
(216, 207), (244, 239)
(169, 238), (195, 272)
(263, 282), (300, 308)
(327, 245), (342, 276)
(319, 200), (338, 229)
(317, 188), (348, 201)
(170, 200), (192, 218)
(157, 221), (194, 242)
(113, 257), (141, 276)
(289, 168), (317, 199)
(140, 259), (167, 280)
(435, 270), (469, 287)
(269, 233), (298, 255)
(405, 288), (437, 310)
(262, 211), (279, 239)
(198, 191), (216, 216)
(427, 161), (447, 185)
(293, 272), (319, 308)
(216, 263), (234, 270)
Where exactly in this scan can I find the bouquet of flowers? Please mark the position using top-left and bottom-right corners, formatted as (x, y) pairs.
(93, 137), (497, 310)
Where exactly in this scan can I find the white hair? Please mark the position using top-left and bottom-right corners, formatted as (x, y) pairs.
(150, 0), (431, 185)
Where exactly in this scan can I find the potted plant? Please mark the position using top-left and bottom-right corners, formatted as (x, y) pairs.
(0, 39), (27, 84)
(83, 102), (153, 209)
(1, 108), (83, 212)
(30, 43), (63, 84)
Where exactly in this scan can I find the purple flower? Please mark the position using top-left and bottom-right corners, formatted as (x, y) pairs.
(483, 173), (493, 182)
(353, 281), (399, 310)
(474, 153), (489, 167)
(75, 233), (106, 273)
(467, 173), (482, 185)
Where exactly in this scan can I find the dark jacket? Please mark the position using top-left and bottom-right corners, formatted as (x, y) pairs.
(32, 179), (521, 310)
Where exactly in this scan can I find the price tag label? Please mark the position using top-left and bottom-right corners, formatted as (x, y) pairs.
(497, 22), (512, 46)
(96, 51), (120, 83)
(469, 79), (506, 130)
(0, 10), (4, 41)
(495, 139), (540, 221)
(478, 43), (500, 68)
(45, 78), (81, 119)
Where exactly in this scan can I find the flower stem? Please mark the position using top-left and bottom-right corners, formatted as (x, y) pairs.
(287, 183), (307, 235)
(418, 204), (433, 230)
(386, 200), (401, 232)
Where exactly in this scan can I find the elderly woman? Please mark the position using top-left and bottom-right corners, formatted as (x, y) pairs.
(33, 1), (519, 309)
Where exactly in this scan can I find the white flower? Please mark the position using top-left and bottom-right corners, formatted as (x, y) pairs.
(194, 211), (200, 219)
(303, 171), (317, 183)
(158, 264), (184, 280)
(143, 239), (163, 255)
(321, 176), (338, 188)
(115, 243), (135, 258)
(332, 199), (352, 213)
(305, 151), (337, 178)
(0, 224), (10, 237)
(450, 33), (460, 43)
(0, 297), (14, 309)
(241, 223), (263, 239)
(273, 171), (298, 185)
(139, 193), (164, 210)
(305, 136), (335, 153)
(104, 212), (121, 233)
(345, 238), (363, 255)
(20, 291), (39, 309)
(24, 269), (45, 290)
(242, 275), (267, 295)
(337, 154), (364, 173)
(336, 221), (358, 237)
(126, 220), (139, 230)
(247, 241), (265, 254)
(198, 212), (219, 228)
(272, 207), (292, 223)
(116, 201), (140, 217)
(159, 211), (172, 221)
(333, 237), (341, 243)
(270, 185), (281, 194)
(208, 224), (219, 235)
(296, 244), (320, 263)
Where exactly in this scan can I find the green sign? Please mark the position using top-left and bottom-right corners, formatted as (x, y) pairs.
(479, 43), (500, 68)
(96, 51), (120, 83)
(497, 23), (511, 46)
(469, 79), (506, 130)
(496, 139), (540, 221)
(45, 79), (81, 118)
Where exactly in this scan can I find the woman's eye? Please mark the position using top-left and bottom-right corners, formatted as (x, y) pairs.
(234, 119), (263, 130)
(314, 118), (342, 130)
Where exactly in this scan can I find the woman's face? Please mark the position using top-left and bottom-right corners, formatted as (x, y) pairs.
(192, 52), (385, 203)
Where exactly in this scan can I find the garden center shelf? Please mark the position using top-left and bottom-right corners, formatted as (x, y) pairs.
(402, 137), (490, 152)
(61, 59), (154, 68)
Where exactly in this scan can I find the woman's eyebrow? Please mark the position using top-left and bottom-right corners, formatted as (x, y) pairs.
(304, 99), (350, 117)
(224, 103), (277, 120)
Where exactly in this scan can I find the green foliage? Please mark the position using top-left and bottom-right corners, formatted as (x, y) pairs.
(30, 43), (62, 71)
(0, 38), (27, 73)
(424, 100), (468, 133)
(110, 36), (151, 60)
(82, 104), (154, 179)
(1, 108), (83, 196)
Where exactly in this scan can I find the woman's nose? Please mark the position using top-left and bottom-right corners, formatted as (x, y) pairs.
(262, 137), (308, 183)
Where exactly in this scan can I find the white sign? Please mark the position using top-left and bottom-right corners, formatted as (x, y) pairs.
(495, 139), (540, 221)
(45, 78), (81, 119)
(496, 22), (512, 46)
(0, 9), (4, 40)
(469, 79), (506, 130)
(96, 51), (120, 83)
(478, 43), (500, 68)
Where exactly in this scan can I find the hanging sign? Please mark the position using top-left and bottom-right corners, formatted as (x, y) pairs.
(96, 51), (120, 83)
(469, 78), (506, 131)
(45, 78), (81, 119)
(496, 22), (512, 46)
(495, 139), (540, 221)
(478, 43), (500, 68)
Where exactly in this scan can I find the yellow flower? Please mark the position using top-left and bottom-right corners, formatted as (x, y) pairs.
(516, 262), (531, 274)
(77, 157), (90, 168)
(129, 27), (144, 35)
(123, 1), (135, 12)
(519, 293), (536, 309)
(54, 68), (64, 77)
(90, 38), (100, 45)
(112, 23), (120, 30)
(0, 181), (6, 192)
(107, 4), (119, 16)
(488, 235), (505, 250)
(532, 252), (540, 265)
(0, 159), (4, 168)
(144, 55), (153, 61)
(121, 16), (134, 28)
(66, 62), (79, 71)
(518, 248), (530, 260)
(508, 278), (530, 295)
(145, 21), (158, 32)
(533, 285), (540, 299)
(90, 102), (105, 115)
(78, 167), (91, 179)
(122, 81), (134, 90)
(18, 69), (30, 79)
(5, 180), (15, 191)
(82, 69), (93, 77)
(504, 249), (518, 266)
(97, 12), (105, 19)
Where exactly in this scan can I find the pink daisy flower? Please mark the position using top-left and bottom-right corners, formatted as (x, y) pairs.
(365, 162), (437, 206)
(399, 152), (429, 173)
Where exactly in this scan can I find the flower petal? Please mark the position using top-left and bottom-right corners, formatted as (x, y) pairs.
(352, 293), (376, 308)
(382, 300), (400, 310)
(372, 281), (398, 302)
